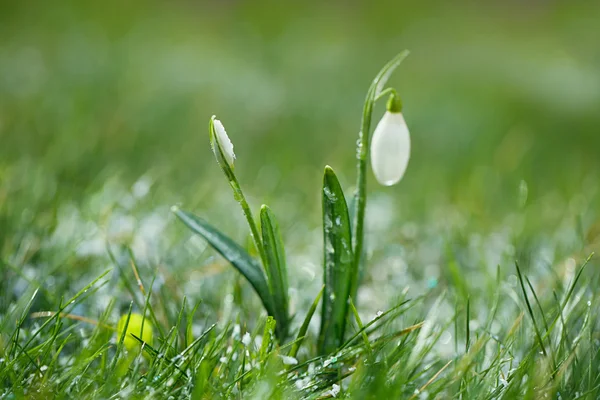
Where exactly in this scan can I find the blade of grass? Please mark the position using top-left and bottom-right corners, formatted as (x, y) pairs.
(348, 297), (372, 356)
(536, 253), (594, 354)
(288, 286), (324, 359)
(131, 334), (189, 379)
(10, 288), (38, 358)
(108, 302), (133, 375)
(408, 360), (453, 400)
(465, 296), (470, 353)
(260, 316), (277, 360)
(339, 299), (412, 351)
(515, 261), (547, 357)
(525, 276), (557, 373)
(21, 269), (111, 352)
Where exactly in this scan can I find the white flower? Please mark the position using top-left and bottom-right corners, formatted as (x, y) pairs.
(370, 111), (410, 186)
(212, 118), (236, 167)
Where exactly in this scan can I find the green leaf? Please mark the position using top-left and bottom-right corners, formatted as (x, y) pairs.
(348, 194), (366, 302)
(374, 50), (410, 97)
(260, 205), (289, 340)
(318, 166), (354, 355)
(172, 207), (275, 318)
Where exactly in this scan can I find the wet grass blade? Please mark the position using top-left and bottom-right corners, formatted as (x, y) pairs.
(108, 302), (133, 376)
(289, 286), (324, 359)
(260, 204), (289, 340)
(260, 316), (277, 359)
(172, 207), (275, 319)
(349, 297), (372, 356)
(318, 166), (354, 355)
(515, 261), (547, 357)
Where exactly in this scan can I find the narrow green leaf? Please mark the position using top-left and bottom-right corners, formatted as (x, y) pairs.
(9, 288), (38, 357)
(348, 297), (372, 356)
(374, 50), (410, 97)
(260, 204), (289, 340)
(465, 296), (470, 353)
(289, 286), (324, 359)
(515, 261), (547, 357)
(20, 269), (111, 353)
(318, 166), (354, 355)
(108, 302), (133, 375)
(339, 298), (412, 351)
(192, 360), (211, 400)
(348, 194), (366, 302)
(172, 207), (275, 319)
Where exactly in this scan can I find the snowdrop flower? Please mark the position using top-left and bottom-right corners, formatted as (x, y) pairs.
(370, 94), (410, 186)
(211, 117), (236, 168)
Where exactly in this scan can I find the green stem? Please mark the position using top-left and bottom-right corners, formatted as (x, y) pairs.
(351, 51), (409, 300)
(209, 116), (269, 272)
(374, 87), (396, 102)
(228, 174), (269, 271)
(350, 85), (376, 300)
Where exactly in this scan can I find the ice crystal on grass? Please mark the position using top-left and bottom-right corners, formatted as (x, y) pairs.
(241, 332), (252, 347)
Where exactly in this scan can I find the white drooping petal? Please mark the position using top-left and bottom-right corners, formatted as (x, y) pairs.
(213, 118), (236, 167)
(370, 111), (410, 186)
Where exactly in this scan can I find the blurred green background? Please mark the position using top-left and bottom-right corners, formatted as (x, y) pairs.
(1, 0), (599, 318)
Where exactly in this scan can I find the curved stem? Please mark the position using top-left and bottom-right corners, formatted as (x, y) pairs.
(350, 85), (375, 299)
(374, 87), (397, 102)
(351, 51), (409, 300)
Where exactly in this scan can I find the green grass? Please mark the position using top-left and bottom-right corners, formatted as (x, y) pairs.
(2, 1), (600, 399)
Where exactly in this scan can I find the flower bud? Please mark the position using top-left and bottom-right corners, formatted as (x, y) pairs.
(211, 117), (236, 168)
(370, 98), (410, 186)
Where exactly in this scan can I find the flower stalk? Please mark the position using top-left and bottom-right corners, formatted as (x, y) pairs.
(351, 51), (409, 300)
(209, 116), (269, 273)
